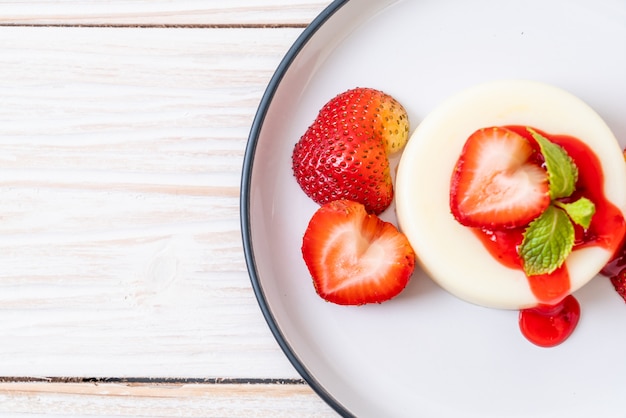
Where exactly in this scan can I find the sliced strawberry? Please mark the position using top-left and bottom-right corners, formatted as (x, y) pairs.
(301, 199), (415, 305)
(450, 126), (550, 229)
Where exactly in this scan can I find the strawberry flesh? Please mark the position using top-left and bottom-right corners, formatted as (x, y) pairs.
(450, 126), (550, 229)
(301, 200), (415, 305)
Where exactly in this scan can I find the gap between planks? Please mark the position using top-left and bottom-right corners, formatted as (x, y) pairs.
(0, 377), (306, 385)
(0, 23), (308, 28)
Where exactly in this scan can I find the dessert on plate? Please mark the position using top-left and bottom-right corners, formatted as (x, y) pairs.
(395, 80), (626, 345)
(290, 80), (626, 346)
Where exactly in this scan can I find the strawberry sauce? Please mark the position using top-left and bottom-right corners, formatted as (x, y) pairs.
(472, 126), (626, 347)
(518, 295), (580, 348)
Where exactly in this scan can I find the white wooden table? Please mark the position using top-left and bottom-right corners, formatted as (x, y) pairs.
(0, 1), (339, 416)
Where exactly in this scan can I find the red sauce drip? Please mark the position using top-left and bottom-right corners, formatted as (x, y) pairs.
(474, 229), (570, 304)
(602, 247), (626, 278)
(601, 221), (626, 294)
(469, 126), (626, 347)
(519, 295), (580, 347)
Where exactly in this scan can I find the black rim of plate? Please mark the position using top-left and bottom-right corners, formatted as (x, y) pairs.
(240, 1), (354, 417)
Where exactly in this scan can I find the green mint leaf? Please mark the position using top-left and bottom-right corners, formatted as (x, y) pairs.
(528, 128), (578, 200)
(554, 197), (596, 229)
(520, 205), (575, 276)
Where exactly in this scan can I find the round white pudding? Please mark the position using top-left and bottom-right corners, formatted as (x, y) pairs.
(395, 80), (626, 309)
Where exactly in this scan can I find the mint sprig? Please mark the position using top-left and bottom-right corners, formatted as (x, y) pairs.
(519, 128), (595, 277)
(520, 205), (574, 276)
(554, 197), (596, 229)
(528, 128), (578, 199)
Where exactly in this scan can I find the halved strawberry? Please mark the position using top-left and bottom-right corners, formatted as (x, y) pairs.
(450, 126), (550, 229)
(301, 199), (415, 305)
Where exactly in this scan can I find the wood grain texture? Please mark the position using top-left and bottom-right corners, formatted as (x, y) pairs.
(0, 1), (340, 416)
(0, 0), (332, 26)
(0, 25), (302, 378)
(0, 382), (338, 417)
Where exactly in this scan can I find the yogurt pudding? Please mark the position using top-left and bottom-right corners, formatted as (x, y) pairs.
(395, 80), (626, 310)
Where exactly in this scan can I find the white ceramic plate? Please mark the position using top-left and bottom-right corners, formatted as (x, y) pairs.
(241, 1), (626, 416)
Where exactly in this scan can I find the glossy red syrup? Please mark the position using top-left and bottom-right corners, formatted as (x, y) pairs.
(602, 246), (626, 278)
(601, 230), (626, 298)
(471, 126), (625, 346)
(519, 295), (580, 348)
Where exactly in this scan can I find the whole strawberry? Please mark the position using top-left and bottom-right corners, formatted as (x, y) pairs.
(292, 87), (409, 214)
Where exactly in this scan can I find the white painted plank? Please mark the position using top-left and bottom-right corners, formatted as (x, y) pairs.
(0, 26), (304, 379)
(0, 0), (333, 25)
(0, 382), (338, 417)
